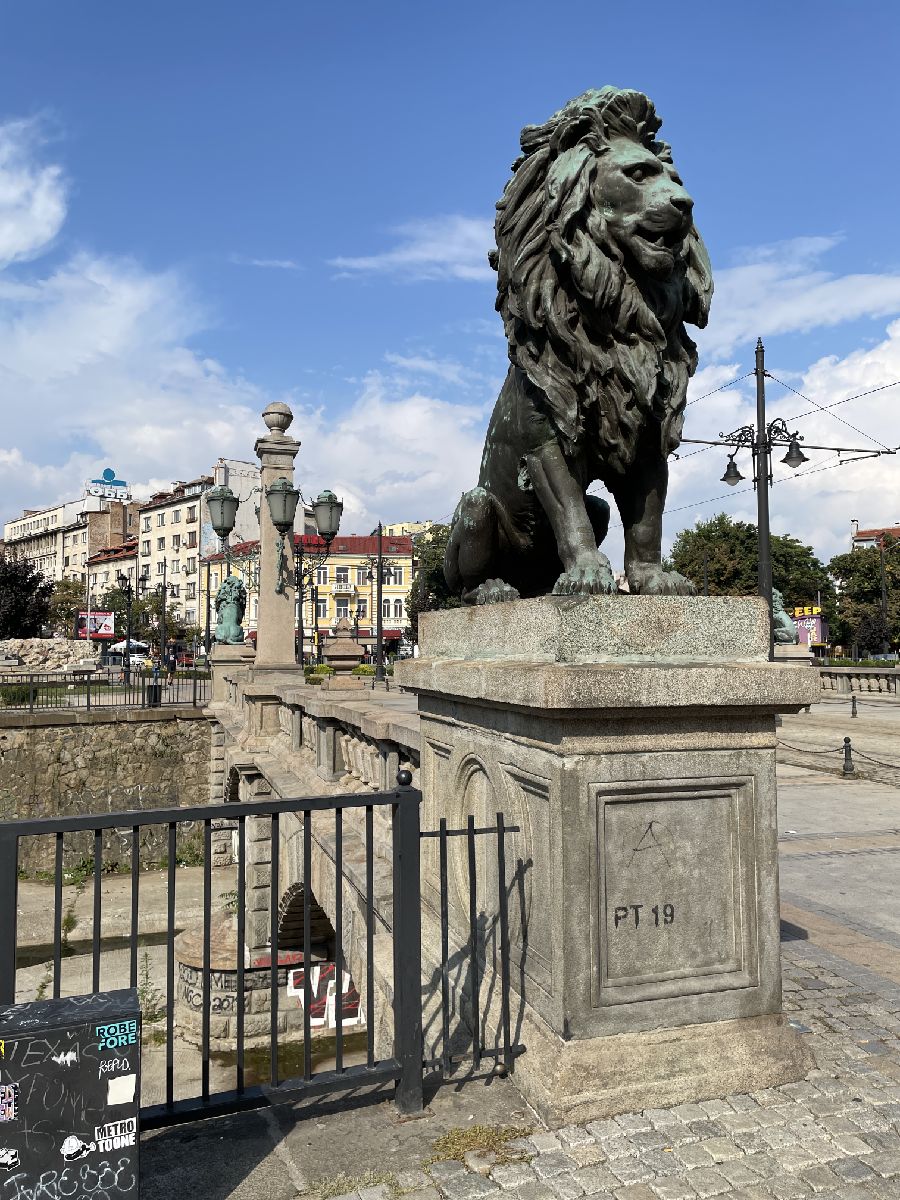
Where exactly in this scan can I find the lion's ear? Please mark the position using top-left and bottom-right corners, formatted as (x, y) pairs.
(682, 228), (713, 330)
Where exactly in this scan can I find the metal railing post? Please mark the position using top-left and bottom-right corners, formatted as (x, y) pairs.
(843, 736), (855, 776)
(851, 694), (858, 718)
(0, 830), (19, 1004)
(391, 774), (423, 1115)
(28, 675), (35, 715)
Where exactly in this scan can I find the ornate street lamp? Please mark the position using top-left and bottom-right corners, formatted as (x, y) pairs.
(292, 490), (344, 664)
(265, 477), (300, 596)
(682, 337), (895, 658)
(207, 484), (239, 544)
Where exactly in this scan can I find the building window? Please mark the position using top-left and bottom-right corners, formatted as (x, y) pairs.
(186, 583), (196, 600)
(64, 556), (69, 567)
(186, 532), (197, 549)
(335, 566), (349, 585)
(157, 562), (166, 576)
(141, 541), (150, 556)
(142, 517), (151, 532)
(157, 513), (165, 526)
(316, 597), (328, 619)
(356, 598), (368, 618)
(186, 506), (197, 521)
(157, 537), (165, 551)
(172, 510), (181, 524)
(382, 598), (391, 619)
(385, 565), (403, 586)
(169, 584), (180, 599)
(315, 566), (328, 585)
(185, 609), (195, 623)
(172, 534), (181, 550)
(336, 599), (349, 620)
(82, 532), (87, 544)
(171, 560), (180, 575)
(393, 599), (403, 619)
(186, 557), (196, 573)
(356, 566), (368, 586)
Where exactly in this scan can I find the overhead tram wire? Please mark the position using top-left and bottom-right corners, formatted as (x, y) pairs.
(685, 371), (755, 406)
(765, 372), (895, 453)
(610, 451), (858, 530)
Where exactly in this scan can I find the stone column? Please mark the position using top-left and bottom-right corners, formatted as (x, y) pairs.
(254, 402), (300, 668)
(397, 595), (819, 1126)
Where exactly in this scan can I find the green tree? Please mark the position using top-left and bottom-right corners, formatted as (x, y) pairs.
(404, 524), (461, 642)
(48, 579), (86, 637)
(827, 535), (900, 649)
(0, 554), (54, 638)
(669, 513), (835, 621)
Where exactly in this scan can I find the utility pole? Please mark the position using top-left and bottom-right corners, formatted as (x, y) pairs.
(880, 538), (889, 653)
(754, 338), (774, 660)
(374, 521), (385, 683)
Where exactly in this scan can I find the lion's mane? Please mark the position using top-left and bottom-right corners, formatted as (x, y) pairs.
(490, 87), (713, 475)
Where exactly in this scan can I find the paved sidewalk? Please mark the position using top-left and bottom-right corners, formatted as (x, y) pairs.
(141, 757), (900, 1199)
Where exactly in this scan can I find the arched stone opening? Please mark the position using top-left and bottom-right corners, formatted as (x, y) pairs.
(278, 882), (336, 960)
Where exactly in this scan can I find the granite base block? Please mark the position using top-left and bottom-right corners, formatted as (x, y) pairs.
(513, 1009), (814, 1127)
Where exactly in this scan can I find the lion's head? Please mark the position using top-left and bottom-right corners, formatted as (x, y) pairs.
(491, 87), (713, 470)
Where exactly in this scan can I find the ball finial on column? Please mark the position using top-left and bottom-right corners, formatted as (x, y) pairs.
(262, 402), (294, 437)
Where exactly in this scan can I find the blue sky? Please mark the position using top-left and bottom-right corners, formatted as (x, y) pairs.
(3, 1), (900, 564)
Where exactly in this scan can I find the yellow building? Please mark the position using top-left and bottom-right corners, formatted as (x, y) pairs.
(201, 532), (416, 658)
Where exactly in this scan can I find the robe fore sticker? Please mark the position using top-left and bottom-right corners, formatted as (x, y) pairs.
(96, 1019), (138, 1050)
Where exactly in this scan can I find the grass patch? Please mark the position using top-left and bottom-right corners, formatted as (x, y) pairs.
(316, 1169), (398, 1199)
(425, 1124), (533, 1166)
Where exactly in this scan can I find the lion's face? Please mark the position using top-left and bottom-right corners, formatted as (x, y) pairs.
(594, 137), (695, 280)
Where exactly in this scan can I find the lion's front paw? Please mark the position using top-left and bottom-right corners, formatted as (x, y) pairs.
(470, 578), (521, 605)
(552, 557), (617, 596)
(627, 565), (696, 596)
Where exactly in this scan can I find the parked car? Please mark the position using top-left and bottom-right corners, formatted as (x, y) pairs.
(177, 652), (195, 667)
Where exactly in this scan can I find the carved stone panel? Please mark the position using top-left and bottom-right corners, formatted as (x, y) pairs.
(594, 777), (758, 1008)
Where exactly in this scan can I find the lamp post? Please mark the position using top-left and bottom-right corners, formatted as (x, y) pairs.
(290, 490), (343, 664)
(116, 571), (136, 685)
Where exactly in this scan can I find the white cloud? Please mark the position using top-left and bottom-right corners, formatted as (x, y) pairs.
(330, 215), (494, 282)
(0, 118), (67, 268)
(700, 235), (900, 360)
(229, 255), (301, 271)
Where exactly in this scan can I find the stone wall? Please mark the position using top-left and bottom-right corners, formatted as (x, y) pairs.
(0, 638), (98, 671)
(0, 708), (211, 871)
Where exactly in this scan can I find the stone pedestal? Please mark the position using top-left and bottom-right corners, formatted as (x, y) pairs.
(254, 402), (301, 668)
(396, 595), (819, 1124)
(209, 641), (256, 703)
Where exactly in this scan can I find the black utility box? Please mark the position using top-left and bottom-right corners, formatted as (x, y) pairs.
(0, 989), (141, 1193)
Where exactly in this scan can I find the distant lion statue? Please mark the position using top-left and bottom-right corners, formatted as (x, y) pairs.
(772, 589), (798, 645)
(214, 575), (247, 645)
(445, 87), (713, 603)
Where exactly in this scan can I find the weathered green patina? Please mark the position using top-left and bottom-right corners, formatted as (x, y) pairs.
(445, 87), (713, 604)
(214, 575), (247, 644)
(772, 588), (798, 645)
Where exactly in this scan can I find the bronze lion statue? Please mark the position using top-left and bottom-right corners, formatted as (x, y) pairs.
(445, 87), (713, 602)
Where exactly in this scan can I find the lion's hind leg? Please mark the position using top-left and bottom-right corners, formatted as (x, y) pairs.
(444, 486), (522, 605)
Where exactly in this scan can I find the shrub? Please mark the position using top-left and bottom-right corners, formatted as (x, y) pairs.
(312, 665), (334, 676)
(306, 675), (324, 686)
(351, 664), (375, 676)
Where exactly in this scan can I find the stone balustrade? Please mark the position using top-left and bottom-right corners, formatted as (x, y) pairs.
(819, 666), (899, 695)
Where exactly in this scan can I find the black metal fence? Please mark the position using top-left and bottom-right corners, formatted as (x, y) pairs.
(0, 669), (211, 712)
(0, 784), (423, 1122)
(0, 780), (523, 1126)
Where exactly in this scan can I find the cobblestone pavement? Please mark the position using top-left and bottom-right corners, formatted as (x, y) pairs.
(320, 938), (900, 1198)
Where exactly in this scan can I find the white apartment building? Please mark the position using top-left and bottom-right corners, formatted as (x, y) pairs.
(4, 497), (137, 583)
